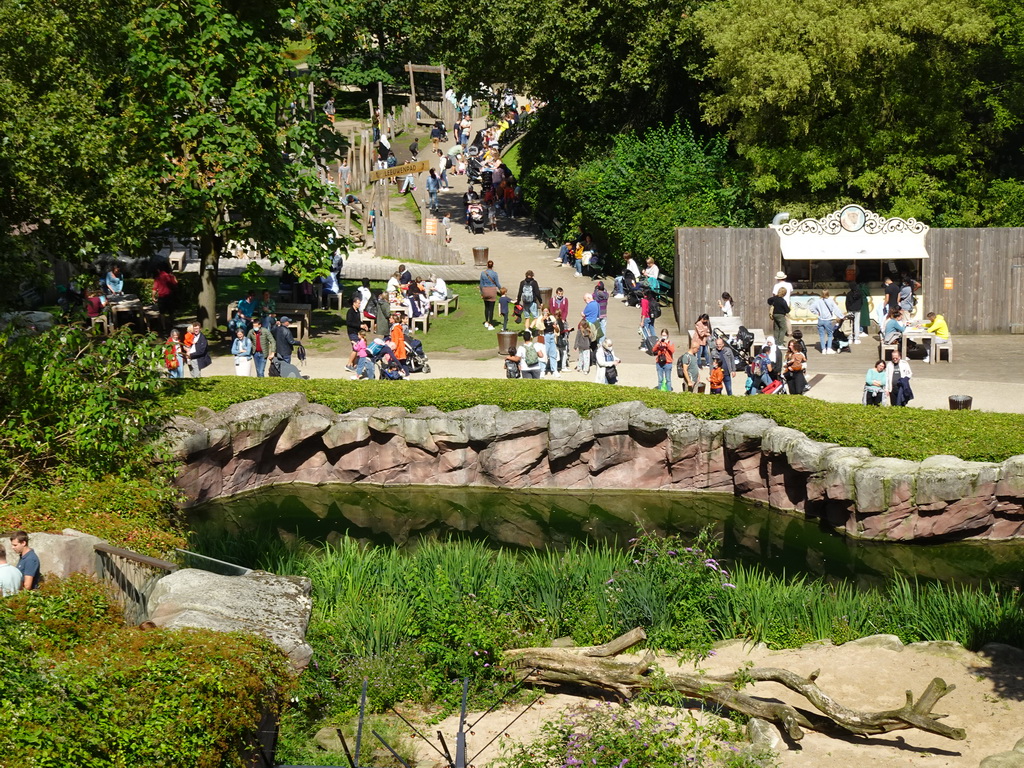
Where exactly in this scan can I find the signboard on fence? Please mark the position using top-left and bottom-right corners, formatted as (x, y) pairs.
(369, 160), (430, 181)
(425, 218), (438, 235)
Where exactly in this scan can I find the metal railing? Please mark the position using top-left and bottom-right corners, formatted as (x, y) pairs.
(94, 543), (179, 626)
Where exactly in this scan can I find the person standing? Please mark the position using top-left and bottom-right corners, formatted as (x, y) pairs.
(809, 290), (842, 354)
(437, 149), (450, 189)
(594, 339), (620, 385)
(541, 309), (560, 378)
(844, 281), (864, 344)
(231, 329), (253, 376)
(164, 328), (185, 379)
(247, 318), (275, 378)
(515, 330), (546, 379)
(9, 531), (39, 591)
(151, 264), (178, 333)
(274, 316), (297, 364)
(0, 548), (23, 596)
(718, 292), (734, 317)
(323, 96), (336, 124)
(187, 322), (212, 378)
(884, 350), (914, 406)
(693, 313), (712, 368)
(782, 339), (807, 395)
(479, 260), (501, 330)
(652, 330), (675, 392)
(408, 138), (419, 161)
(549, 287), (569, 326)
(594, 281), (610, 338)
(712, 337), (737, 396)
(426, 169), (440, 213)
(517, 270), (542, 331)
(767, 288), (790, 347)
(771, 270), (793, 300)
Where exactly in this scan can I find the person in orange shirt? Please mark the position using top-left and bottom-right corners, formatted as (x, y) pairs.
(709, 359), (725, 394)
(389, 314), (407, 361)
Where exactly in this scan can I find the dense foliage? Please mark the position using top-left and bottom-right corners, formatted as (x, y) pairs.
(161, 377), (1024, 463)
(526, 121), (752, 271)
(0, 324), (184, 552)
(0, 574), (293, 767)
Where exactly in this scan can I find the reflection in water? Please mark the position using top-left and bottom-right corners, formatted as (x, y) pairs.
(189, 485), (1024, 587)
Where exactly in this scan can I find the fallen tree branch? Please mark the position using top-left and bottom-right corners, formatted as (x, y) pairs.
(503, 628), (966, 743)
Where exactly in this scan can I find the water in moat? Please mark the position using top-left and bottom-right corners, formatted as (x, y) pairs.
(189, 484), (1024, 587)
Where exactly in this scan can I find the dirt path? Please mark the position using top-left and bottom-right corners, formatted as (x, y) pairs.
(414, 638), (1024, 767)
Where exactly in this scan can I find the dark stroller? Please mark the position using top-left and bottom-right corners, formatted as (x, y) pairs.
(831, 313), (855, 353)
(404, 336), (431, 374)
(466, 203), (486, 234)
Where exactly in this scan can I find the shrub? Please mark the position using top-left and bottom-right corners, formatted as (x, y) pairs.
(0, 577), (293, 768)
(493, 702), (775, 768)
(161, 377), (1024, 463)
(0, 477), (185, 557)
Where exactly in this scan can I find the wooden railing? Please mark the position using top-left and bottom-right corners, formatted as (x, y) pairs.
(94, 543), (178, 626)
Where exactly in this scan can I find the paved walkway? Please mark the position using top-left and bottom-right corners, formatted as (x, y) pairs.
(193, 119), (1024, 414)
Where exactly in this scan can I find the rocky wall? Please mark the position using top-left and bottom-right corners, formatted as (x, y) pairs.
(166, 392), (1024, 542)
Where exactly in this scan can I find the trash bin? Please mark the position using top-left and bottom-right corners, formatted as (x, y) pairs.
(539, 287), (553, 308)
(497, 330), (518, 355)
(473, 246), (489, 267)
(948, 395), (973, 411)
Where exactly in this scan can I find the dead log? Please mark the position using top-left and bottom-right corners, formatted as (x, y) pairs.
(503, 628), (966, 743)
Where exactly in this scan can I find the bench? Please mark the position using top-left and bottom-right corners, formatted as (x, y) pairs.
(408, 313), (430, 333)
(536, 212), (563, 249)
(430, 294), (459, 316)
(325, 292), (344, 314)
(878, 334), (899, 361)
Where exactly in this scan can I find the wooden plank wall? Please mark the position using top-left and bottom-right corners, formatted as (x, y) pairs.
(675, 228), (779, 334)
(677, 226), (1024, 335)
(376, 217), (461, 266)
(923, 228), (1024, 334)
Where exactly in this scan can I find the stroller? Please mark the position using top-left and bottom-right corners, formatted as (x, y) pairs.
(404, 336), (431, 374)
(466, 203), (486, 234)
(831, 313), (855, 353)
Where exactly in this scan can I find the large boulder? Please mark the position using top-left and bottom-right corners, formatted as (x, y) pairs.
(147, 568), (313, 672)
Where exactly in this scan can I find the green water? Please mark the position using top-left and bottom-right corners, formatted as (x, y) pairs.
(189, 484), (1024, 587)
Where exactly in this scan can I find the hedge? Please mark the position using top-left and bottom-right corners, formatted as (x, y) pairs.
(159, 378), (1024, 463)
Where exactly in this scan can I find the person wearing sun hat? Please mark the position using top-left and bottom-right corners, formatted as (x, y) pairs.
(772, 270), (794, 301)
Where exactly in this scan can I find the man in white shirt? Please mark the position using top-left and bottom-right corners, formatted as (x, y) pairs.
(0, 548), (21, 596)
(772, 270), (794, 299)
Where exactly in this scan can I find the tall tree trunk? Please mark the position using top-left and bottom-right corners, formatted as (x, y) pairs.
(198, 231), (219, 331)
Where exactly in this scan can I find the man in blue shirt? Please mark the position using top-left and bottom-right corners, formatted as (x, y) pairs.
(10, 531), (40, 590)
(582, 293), (600, 325)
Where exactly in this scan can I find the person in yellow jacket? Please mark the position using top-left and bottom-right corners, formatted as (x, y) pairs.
(923, 312), (950, 362)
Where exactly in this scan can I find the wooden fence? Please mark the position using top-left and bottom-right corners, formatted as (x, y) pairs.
(675, 226), (1024, 336)
(376, 217), (461, 265)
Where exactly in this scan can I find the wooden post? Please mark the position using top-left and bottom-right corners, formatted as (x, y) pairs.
(407, 62), (416, 129)
(377, 81), (385, 143)
(308, 81), (315, 121)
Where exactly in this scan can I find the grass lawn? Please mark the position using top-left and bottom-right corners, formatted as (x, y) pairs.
(502, 142), (521, 176)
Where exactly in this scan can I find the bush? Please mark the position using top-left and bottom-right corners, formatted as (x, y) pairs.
(493, 702), (775, 768)
(0, 575), (293, 768)
(161, 377), (1024, 463)
(0, 478), (185, 557)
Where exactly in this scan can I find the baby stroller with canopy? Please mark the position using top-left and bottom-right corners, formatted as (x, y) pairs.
(831, 312), (855, 353)
(466, 203), (486, 234)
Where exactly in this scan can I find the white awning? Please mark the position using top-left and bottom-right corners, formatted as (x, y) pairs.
(771, 205), (929, 261)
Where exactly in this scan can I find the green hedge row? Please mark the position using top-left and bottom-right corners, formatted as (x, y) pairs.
(160, 378), (1024, 463)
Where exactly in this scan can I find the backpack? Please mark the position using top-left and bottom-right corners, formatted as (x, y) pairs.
(505, 358), (521, 379)
(521, 283), (534, 304)
(649, 301), (662, 320)
(524, 344), (539, 366)
(296, 344), (306, 362)
(445, 155), (453, 169)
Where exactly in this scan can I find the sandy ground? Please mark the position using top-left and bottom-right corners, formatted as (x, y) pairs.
(411, 638), (1024, 767)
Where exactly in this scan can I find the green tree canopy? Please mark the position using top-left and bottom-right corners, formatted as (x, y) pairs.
(124, 0), (344, 325)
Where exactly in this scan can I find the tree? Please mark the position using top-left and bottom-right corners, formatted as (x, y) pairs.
(694, 0), (1011, 223)
(124, 0), (343, 327)
(0, 0), (162, 305)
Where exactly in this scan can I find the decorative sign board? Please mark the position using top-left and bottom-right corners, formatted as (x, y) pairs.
(770, 205), (930, 261)
(369, 160), (430, 181)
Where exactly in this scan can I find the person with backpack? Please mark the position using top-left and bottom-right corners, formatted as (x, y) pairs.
(515, 330), (546, 379)
(437, 149), (450, 189)
(517, 270), (542, 331)
(809, 289), (842, 354)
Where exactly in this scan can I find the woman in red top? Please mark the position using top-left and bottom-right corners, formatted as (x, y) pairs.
(652, 329), (675, 392)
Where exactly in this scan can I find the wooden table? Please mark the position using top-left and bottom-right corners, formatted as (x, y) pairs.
(902, 329), (935, 363)
(276, 303), (312, 339)
(107, 297), (142, 327)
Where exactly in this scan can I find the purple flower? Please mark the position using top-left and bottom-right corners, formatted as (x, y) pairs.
(722, 582), (736, 589)
(606, 578), (615, 584)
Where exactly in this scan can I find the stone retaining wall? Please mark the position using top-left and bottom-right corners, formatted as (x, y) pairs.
(167, 393), (1024, 542)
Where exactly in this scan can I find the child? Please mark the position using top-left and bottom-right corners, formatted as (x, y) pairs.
(709, 358), (724, 394)
(791, 328), (808, 355)
(498, 287), (511, 331)
(352, 330), (374, 380)
(442, 212), (452, 244)
(488, 203), (498, 231)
